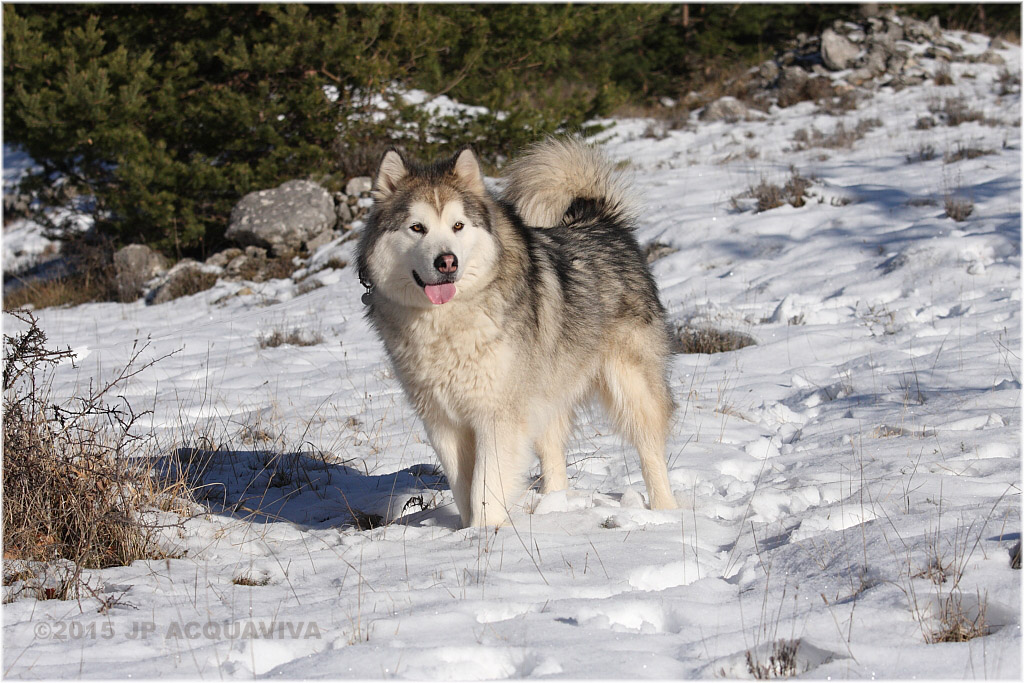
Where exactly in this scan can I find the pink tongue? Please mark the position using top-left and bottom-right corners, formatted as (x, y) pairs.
(424, 283), (456, 305)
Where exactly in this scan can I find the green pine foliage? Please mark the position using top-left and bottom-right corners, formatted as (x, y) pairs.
(4, 4), (1018, 259)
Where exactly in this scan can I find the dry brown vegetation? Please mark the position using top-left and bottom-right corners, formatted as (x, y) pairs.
(746, 639), (802, 679)
(944, 196), (974, 222)
(735, 168), (814, 213)
(3, 236), (119, 311)
(157, 268), (219, 302)
(943, 144), (995, 163)
(3, 310), (186, 600)
(791, 118), (882, 151)
(674, 326), (757, 354)
(257, 326), (325, 349)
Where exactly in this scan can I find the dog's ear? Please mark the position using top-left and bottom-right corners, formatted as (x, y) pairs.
(453, 148), (486, 196)
(373, 149), (407, 201)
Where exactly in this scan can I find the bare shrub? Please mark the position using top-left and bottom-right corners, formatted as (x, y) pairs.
(3, 310), (181, 588)
(915, 116), (936, 130)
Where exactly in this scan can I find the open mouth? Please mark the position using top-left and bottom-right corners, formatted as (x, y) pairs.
(412, 270), (457, 305)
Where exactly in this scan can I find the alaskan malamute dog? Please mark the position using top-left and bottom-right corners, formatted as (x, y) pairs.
(357, 138), (677, 527)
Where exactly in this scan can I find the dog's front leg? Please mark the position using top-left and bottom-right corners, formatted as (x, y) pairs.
(468, 416), (528, 527)
(422, 414), (475, 526)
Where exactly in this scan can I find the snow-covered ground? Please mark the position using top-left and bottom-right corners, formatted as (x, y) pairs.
(2, 31), (1020, 679)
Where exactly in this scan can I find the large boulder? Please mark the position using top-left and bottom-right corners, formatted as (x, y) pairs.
(226, 180), (335, 256)
(114, 244), (167, 302)
(821, 29), (859, 70)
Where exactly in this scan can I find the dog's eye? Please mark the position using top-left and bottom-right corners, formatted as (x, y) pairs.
(452, 221), (464, 232)
(410, 223), (425, 233)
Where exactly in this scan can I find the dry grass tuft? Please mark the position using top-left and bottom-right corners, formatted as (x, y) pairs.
(737, 168), (813, 213)
(927, 593), (990, 643)
(643, 241), (679, 264)
(791, 118), (882, 151)
(929, 96), (989, 126)
(257, 327), (325, 348)
(3, 236), (119, 310)
(746, 639), (802, 679)
(944, 196), (974, 222)
(943, 144), (994, 163)
(233, 573), (271, 587)
(674, 326), (756, 354)
(159, 268), (219, 302)
(906, 144), (937, 164)
(933, 65), (955, 86)
(3, 310), (184, 594)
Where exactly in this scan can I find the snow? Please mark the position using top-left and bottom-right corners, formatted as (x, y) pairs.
(3, 144), (94, 275)
(2, 35), (1021, 679)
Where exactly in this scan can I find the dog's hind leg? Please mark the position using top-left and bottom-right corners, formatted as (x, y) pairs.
(535, 409), (572, 494)
(597, 347), (678, 511)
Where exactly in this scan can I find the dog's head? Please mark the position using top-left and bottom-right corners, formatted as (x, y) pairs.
(358, 148), (499, 309)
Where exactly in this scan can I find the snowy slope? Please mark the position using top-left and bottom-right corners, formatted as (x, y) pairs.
(2, 32), (1020, 679)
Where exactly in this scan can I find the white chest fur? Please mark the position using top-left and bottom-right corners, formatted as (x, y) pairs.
(377, 302), (512, 421)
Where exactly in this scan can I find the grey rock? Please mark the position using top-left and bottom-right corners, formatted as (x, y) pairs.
(886, 51), (908, 74)
(698, 97), (748, 123)
(226, 254), (251, 276)
(335, 195), (353, 223)
(306, 229), (336, 254)
(865, 45), (890, 75)
(205, 248), (243, 269)
(934, 37), (963, 53)
(758, 60), (780, 84)
(990, 36), (1008, 51)
(345, 176), (373, 196)
(821, 28), (860, 70)
(971, 51), (1006, 66)
(846, 67), (876, 86)
(226, 180), (336, 256)
(114, 244), (168, 302)
(903, 17), (940, 43)
(846, 29), (866, 44)
(926, 46), (953, 62)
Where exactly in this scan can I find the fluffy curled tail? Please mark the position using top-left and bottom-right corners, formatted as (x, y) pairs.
(501, 137), (636, 228)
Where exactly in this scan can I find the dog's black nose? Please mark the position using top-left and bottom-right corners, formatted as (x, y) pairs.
(434, 253), (458, 274)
